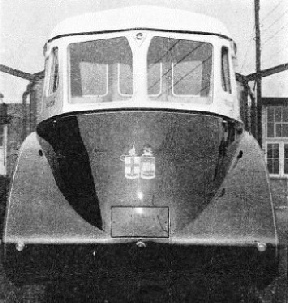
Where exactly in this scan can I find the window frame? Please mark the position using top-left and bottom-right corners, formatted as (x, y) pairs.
(147, 62), (163, 97)
(266, 106), (288, 138)
(117, 63), (133, 97)
(266, 141), (288, 178)
(266, 142), (280, 176)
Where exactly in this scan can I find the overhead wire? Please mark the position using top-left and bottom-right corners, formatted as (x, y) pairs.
(159, 55), (212, 97)
(260, 0), (283, 24)
(241, 0), (286, 73)
(148, 42), (203, 92)
(262, 20), (288, 46)
(262, 39), (288, 62)
(261, 7), (288, 35)
(239, 34), (255, 72)
(260, 1), (288, 67)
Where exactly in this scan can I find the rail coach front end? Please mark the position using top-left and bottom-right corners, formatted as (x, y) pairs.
(2, 6), (279, 301)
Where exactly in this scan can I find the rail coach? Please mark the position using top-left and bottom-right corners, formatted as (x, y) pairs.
(2, 5), (280, 302)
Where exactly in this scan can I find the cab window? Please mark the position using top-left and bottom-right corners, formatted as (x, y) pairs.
(221, 47), (231, 93)
(69, 37), (133, 103)
(147, 37), (213, 101)
(47, 47), (59, 96)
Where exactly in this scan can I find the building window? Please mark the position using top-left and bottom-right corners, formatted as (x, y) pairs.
(267, 143), (279, 174)
(267, 106), (288, 137)
(284, 144), (288, 174)
(0, 125), (4, 147)
(266, 142), (288, 177)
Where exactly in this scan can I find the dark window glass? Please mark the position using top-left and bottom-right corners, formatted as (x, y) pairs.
(0, 125), (4, 146)
(267, 143), (279, 175)
(285, 144), (288, 158)
(267, 159), (273, 173)
(276, 124), (282, 137)
(285, 159), (288, 174)
(267, 107), (274, 122)
(283, 107), (288, 122)
(273, 144), (279, 158)
(266, 107), (288, 138)
(267, 144), (273, 158)
(284, 144), (288, 174)
(273, 159), (279, 174)
(283, 124), (288, 137)
(267, 123), (274, 137)
(275, 107), (282, 122)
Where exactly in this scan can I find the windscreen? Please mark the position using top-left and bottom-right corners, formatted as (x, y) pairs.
(147, 37), (213, 102)
(69, 37), (133, 103)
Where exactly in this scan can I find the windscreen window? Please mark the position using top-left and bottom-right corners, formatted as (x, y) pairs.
(69, 37), (133, 103)
(119, 63), (133, 95)
(148, 63), (162, 95)
(147, 37), (213, 100)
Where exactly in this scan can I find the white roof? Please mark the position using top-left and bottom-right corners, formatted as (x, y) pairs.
(49, 5), (232, 41)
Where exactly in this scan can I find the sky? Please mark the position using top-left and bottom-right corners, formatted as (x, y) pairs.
(0, 0), (288, 103)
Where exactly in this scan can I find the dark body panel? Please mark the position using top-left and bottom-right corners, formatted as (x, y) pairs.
(4, 110), (277, 245)
(37, 110), (231, 236)
(77, 111), (224, 234)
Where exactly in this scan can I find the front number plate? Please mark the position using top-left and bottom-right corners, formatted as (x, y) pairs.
(111, 206), (169, 238)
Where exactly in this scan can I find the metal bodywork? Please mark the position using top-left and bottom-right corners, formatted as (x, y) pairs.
(4, 111), (277, 247)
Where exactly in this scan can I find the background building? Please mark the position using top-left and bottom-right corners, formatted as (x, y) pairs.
(262, 97), (288, 208)
(0, 94), (8, 176)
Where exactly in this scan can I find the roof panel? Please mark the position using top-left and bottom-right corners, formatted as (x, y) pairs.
(49, 5), (232, 41)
